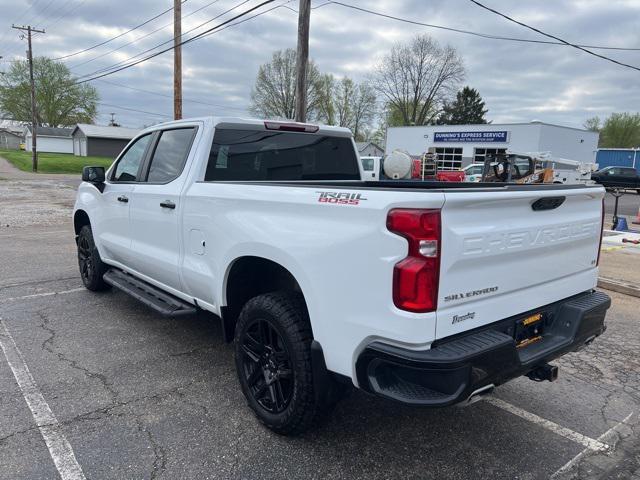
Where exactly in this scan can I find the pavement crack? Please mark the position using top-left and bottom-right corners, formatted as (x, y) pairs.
(36, 309), (119, 403)
(0, 425), (40, 446)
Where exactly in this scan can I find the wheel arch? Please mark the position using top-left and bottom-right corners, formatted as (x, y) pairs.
(221, 255), (309, 343)
(73, 209), (91, 236)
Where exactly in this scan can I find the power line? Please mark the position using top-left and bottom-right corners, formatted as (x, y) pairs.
(96, 78), (248, 112)
(68, 0), (222, 70)
(74, 0), (275, 85)
(74, 0), (254, 78)
(95, 0), (294, 80)
(11, 0), (44, 25)
(197, 0), (292, 38)
(42, 0), (89, 31)
(0, 0), (43, 45)
(73, 0), (266, 82)
(468, 0), (640, 72)
(97, 102), (170, 118)
(53, 0), (188, 61)
(24, 0), (57, 26)
(327, 1), (640, 52)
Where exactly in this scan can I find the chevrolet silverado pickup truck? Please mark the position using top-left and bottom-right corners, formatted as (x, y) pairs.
(74, 117), (611, 435)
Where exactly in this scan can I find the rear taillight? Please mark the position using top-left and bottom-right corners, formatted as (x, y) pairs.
(597, 197), (605, 266)
(387, 209), (441, 313)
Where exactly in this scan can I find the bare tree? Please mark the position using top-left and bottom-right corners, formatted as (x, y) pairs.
(315, 76), (377, 140)
(372, 35), (465, 126)
(314, 73), (336, 125)
(351, 82), (377, 141)
(334, 77), (355, 129)
(250, 48), (320, 120)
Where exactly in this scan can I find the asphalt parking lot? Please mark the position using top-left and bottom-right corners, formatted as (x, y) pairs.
(1, 178), (639, 479)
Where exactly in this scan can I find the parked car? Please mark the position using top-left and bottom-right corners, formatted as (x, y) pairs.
(74, 117), (610, 435)
(462, 163), (484, 182)
(591, 166), (640, 191)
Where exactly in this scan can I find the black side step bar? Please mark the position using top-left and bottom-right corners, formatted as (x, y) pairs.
(103, 269), (197, 317)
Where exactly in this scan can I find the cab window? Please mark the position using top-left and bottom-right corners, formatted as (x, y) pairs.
(111, 134), (152, 182)
(146, 128), (196, 183)
(361, 158), (374, 171)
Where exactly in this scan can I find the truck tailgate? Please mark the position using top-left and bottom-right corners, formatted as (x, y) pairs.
(436, 187), (603, 339)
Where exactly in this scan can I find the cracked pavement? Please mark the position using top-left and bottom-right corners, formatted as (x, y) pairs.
(0, 222), (639, 478)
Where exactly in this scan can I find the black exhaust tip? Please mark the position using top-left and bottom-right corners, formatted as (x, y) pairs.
(526, 364), (558, 382)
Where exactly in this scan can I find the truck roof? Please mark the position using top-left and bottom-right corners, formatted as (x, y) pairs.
(143, 116), (353, 138)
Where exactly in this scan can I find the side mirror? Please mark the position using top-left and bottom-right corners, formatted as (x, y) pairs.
(82, 166), (105, 184)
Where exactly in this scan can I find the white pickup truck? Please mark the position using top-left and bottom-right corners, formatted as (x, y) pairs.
(74, 117), (610, 435)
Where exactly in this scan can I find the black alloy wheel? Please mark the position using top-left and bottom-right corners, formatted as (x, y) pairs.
(78, 234), (94, 284)
(77, 225), (109, 291)
(240, 318), (294, 414)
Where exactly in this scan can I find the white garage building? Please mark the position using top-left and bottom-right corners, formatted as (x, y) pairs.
(24, 126), (73, 153)
(385, 121), (599, 170)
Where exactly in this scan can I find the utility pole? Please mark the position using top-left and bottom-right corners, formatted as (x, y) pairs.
(12, 25), (44, 172)
(173, 0), (182, 120)
(294, 0), (310, 123)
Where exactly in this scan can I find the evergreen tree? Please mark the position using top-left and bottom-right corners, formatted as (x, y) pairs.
(438, 87), (488, 125)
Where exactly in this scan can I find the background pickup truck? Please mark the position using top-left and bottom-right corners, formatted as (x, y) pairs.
(591, 165), (640, 192)
(74, 117), (610, 435)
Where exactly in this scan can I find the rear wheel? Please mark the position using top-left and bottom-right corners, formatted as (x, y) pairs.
(234, 292), (325, 435)
(77, 225), (109, 291)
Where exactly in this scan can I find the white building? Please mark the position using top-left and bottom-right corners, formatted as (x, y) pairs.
(385, 121), (599, 170)
(24, 126), (74, 154)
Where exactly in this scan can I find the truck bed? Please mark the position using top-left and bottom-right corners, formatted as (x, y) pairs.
(201, 179), (599, 192)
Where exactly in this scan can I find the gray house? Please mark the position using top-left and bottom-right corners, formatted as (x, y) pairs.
(356, 141), (384, 157)
(72, 124), (141, 158)
(0, 128), (22, 150)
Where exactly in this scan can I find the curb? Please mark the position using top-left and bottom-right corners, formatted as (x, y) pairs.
(598, 277), (640, 298)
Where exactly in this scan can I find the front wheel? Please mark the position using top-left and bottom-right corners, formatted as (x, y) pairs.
(234, 292), (326, 435)
(77, 225), (109, 291)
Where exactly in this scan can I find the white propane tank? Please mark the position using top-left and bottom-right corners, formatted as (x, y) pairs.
(383, 149), (413, 179)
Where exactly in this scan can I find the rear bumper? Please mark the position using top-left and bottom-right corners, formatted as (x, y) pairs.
(355, 290), (610, 406)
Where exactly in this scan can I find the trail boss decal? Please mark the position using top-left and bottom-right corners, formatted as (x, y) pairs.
(317, 191), (367, 205)
(444, 286), (498, 302)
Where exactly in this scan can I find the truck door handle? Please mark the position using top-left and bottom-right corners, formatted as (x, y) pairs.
(160, 200), (176, 209)
(117, 195), (128, 203)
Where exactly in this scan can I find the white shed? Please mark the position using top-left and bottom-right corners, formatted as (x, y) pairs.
(24, 126), (74, 154)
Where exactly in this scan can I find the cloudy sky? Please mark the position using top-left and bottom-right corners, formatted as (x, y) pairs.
(0, 0), (638, 129)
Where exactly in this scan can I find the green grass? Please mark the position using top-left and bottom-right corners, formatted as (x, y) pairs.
(0, 149), (113, 174)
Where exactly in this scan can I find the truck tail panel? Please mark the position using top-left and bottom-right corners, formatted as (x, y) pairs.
(435, 187), (604, 339)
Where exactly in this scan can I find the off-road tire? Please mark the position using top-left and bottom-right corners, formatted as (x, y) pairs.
(77, 225), (109, 291)
(234, 291), (325, 435)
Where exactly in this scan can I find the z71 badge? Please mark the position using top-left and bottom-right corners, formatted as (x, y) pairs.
(317, 191), (367, 205)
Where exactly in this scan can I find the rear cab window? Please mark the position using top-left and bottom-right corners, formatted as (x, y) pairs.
(204, 129), (360, 181)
